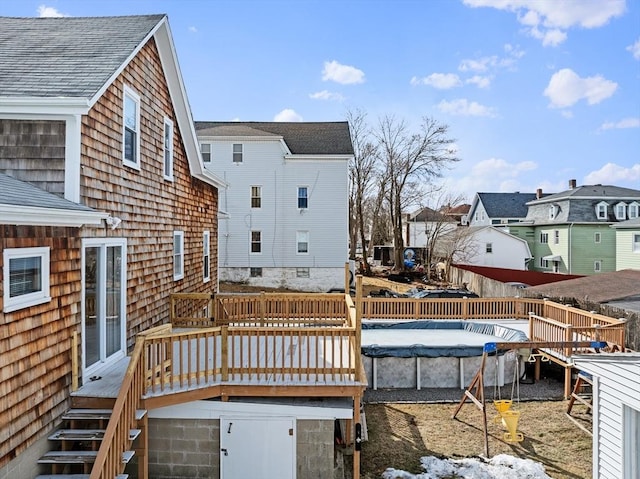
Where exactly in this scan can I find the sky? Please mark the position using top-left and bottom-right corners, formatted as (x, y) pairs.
(1, 0), (639, 202)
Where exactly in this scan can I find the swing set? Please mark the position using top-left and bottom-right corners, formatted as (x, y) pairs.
(452, 340), (606, 457)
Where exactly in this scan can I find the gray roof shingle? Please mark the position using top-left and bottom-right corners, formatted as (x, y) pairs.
(0, 173), (96, 211)
(477, 192), (546, 218)
(0, 15), (164, 99)
(195, 121), (354, 156)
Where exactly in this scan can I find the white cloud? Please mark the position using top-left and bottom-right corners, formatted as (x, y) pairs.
(628, 38), (640, 60)
(188, 26), (198, 33)
(584, 163), (640, 184)
(473, 158), (537, 178)
(543, 68), (617, 109)
(459, 57), (497, 73)
(321, 60), (365, 85)
(309, 90), (344, 101)
(600, 118), (640, 130)
(463, 0), (625, 46)
(410, 73), (462, 89)
(466, 75), (492, 89)
(437, 99), (497, 117)
(37, 5), (67, 17)
(273, 109), (303, 122)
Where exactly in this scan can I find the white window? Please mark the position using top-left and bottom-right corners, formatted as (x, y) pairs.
(163, 117), (174, 180)
(480, 211), (485, 221)
(3, 247), (51, 313)
(297, 187), (308, 209)
(629, 202), (639, 219)
(296, 267), (310, 278)
(540, 232), (548, 244)
(203, 231), (210, 283)
(615, 202), (627, 220)
(485, 243), (493, 253)
(539, 257), (549, 269)
(594, 260), (602, 272)
(250, 267), (262, 277)
(596, 201), (608, 220)
(173, 231), (184, 280)
(251, 186), (261, 208)
(297, 231), (309, 254)
(123, 85), (141, 169)
(201, 143), (211, 163)
(554, 230), (560, 244)
(250, 231), (261, 254)
(549, 205), (558, 220)
(233, 143), (243, 163)
(633, 233), (640, 252)
(594, 232), (601, 244)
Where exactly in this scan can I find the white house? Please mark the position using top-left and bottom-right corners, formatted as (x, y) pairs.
(195, 121), (353, 291)
(573, 353), (640, 479)
(467, 191), (547, 227)
(453, 226), (533, 270)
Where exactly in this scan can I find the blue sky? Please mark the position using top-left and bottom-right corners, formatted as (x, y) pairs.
(2, 0), (639, 202)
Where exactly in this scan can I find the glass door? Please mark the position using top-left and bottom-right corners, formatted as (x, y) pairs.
(83, 239), (126, 373)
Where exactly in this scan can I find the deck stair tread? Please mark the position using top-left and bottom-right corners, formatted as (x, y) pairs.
(135, 409), (147, 420)
(38, 450), (134, 464)
(35, 475), (129, 479)
(48, 429), (105, 441)
(62, 409), (113, 421)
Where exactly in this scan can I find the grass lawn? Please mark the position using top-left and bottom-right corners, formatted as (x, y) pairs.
(361, 400), (593, 479)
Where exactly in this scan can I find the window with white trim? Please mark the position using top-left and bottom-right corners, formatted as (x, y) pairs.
(596, 201), (608, 220)
(485, 243), (492, 253)
(203, 231), (210, 283)
(250, 267), (262, 277)
(549, 205), (558, 220)
(296, 267), (310, 278)
(297, 231), (309, 254)
(594, 260), (602, 272)
(173, 231), (184, 280)
(554, 230), (560, 244)
(540, 232), (548, 244)
(250, 231), (261, 253)
(298, 187), (308, 209)
(594, 232), (601, 244)
(615, 202), (627, 220)
(200, 143), (211, 163)
(633, 233), (640, 253)
(629, 202), (639, 219)
(539, 257), (549, 269)
(251, 186), (261, 208)
(3, 247), (51, 312)
(232, 143), (243, 163)
(123, 85), (141, 168)
(163, 117), (174, 180)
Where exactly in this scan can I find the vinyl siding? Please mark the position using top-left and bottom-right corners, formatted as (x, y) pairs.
(574, 357), (640, 479)
(615, 229), (640, 270)
(569, 225), (616, 275)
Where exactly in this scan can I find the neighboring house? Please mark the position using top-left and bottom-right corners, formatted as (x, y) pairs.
(466, 191), (549, 227)
(611, 218), (640, 270)
(442, 203), (471, 225)
(573, 353), (640, 479)
(452, 226), (533, 270)
(195, 121), (353, 292)
(509, 180), (640, 275)
(0, 14), (224, 477)
(404, 207), (458, 265)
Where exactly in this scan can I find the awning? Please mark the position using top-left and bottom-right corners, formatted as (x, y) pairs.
(542, 255), (562, 261)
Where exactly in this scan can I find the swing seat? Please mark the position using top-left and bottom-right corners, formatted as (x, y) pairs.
(501, 410), (524, 443)
(493, 399), (512, 413)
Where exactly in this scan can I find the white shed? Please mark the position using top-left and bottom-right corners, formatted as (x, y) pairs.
(572, 353), (640, 479)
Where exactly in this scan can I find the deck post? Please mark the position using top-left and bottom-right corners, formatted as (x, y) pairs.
(344, 261), (350, 292)
(221, 326), (228, 381)
(137, 413), (148, 479)
(353, 393), (361, 479)
(71, 331), (79, 392)
(355, 275), (362, 382)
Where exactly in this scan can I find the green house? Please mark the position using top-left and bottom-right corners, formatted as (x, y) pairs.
(611, 218), (640, 270)
(509, 180), (640, 275)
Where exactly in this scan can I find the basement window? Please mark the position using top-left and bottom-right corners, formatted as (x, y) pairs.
(3, 247), (51, 313)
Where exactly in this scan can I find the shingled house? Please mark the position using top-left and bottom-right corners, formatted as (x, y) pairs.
(0, 15), (223, 477)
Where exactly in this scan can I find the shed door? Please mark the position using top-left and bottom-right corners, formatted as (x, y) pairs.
(220, 417), (295, 479)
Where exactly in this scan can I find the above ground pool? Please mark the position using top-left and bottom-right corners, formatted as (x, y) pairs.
(361, 320), (529, 390)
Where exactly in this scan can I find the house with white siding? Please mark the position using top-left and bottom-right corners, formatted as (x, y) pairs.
(195, 121), (353, 291)
(466, 191), (548, 227)
(453, 226), (533, 270)
(611, 218), (640, 270)
(573, 354), (640, 479)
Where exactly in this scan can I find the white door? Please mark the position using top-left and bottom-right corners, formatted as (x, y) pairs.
(82, 238), (127, 374)
(220, 417), (295, 479)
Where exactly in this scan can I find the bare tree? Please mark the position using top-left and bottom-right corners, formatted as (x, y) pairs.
(346, 108), (379, 274)
(374, 115), (460, 270)
(436, 226), (477, 283)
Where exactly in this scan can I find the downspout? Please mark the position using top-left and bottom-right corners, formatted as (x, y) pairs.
(568, 223), (574, 274)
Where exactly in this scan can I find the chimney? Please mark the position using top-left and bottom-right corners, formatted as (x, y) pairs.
(536, 188), (543, 199)
(569, 179), (577, 189)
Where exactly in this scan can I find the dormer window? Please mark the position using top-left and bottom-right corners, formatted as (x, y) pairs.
(615, 202), (627, 220)
(629, 202), (639, 219)
(595, 201), (608, 220)
(549, 204), (559, 220)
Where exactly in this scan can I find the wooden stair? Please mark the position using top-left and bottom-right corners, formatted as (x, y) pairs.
(35, 408), (146, 478)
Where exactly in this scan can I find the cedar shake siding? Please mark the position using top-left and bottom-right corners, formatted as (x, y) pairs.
(0, 226), (82, 468)
(0, 119), (66, 196)
(79, 38), (218, 343)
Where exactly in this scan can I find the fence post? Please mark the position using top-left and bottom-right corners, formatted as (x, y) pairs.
(71, 331), (79, 392)
(221, 326), (229, 381)
(355, 275), (362, 380)
(169, 294), (175, 325)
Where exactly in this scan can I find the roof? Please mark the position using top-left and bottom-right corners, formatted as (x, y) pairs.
(408, 207), (454, 223)
(0, 173), (106, 226)
(611, 217), (640, 229)
(473, 192), (547, 219)
(195, 121), (354, 156)
(527, 184), (640, 205)
(525, 269), (640, 304)
(0, 15), (164, 100)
